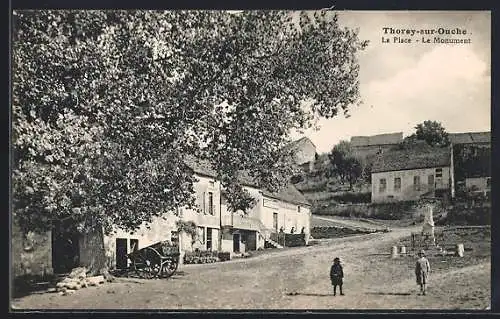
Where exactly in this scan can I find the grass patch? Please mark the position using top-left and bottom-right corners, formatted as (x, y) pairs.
(395, 226), (491, 270)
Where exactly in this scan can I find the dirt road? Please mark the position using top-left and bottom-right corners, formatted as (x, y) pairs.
(11, 226), (490, 310)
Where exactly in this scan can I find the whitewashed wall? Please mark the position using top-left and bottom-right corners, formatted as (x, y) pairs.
(371, 166), (451, 203)
(103, 174), (222, 268)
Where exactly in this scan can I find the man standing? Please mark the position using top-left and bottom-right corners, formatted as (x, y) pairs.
(330, 257), (344, 296)
(415, 250), (431, 295)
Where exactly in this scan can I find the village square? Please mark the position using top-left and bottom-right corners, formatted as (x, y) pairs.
(10, 10), (491, 310)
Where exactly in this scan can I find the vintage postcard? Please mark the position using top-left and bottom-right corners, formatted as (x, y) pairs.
(10, 9), (491, 311)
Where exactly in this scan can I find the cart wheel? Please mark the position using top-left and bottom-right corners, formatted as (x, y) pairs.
(133, 259), (155, 279)
(159, 258), (179, 278)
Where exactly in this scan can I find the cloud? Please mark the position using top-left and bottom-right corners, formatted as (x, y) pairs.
(364, 45), (490, 133)
(296, 45), (490, 153)
(292, 12), (490, 154)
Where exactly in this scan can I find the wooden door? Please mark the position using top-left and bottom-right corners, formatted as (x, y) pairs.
(115, 238), (128, 269)
(233, 233), (240, 253)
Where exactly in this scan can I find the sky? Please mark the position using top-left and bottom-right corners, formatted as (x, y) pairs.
(291, 11), (491, 153)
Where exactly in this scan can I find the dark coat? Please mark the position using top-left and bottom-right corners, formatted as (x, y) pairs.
(330, 263), (344, 285)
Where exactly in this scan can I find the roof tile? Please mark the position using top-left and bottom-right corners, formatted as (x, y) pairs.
(372, 146), (451, 173)
(184, 155), (309, 205)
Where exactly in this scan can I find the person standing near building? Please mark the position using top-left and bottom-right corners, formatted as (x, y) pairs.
(330, 257), (344, 296)
(415, 250), (431, 295)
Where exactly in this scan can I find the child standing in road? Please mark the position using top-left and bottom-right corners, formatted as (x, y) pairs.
(415, 250), (431, 295)
(330, 257), (344, 296)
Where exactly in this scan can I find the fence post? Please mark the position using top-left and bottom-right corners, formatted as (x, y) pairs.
(391, 246), (398, 258)
(411, 233), (415, 252)
(456, 243), (464, 257)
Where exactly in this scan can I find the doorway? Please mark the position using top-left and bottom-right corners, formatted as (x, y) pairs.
(116, 238), (128, 269)
(51, 229), (80, 274)
(233, 233), (240, 253)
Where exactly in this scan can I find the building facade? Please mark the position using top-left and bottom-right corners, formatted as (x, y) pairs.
(371, 146), (453, 203)
(103, 173), (223, 269)
(285, 137), (317, 172)
(465, 176), (491, 197)
(103, 158), (311, 269)
(449, 131), (491, 148)
(351, 132), (403, 160)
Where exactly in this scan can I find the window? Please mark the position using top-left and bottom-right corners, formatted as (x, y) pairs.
(379, 178), (387, 193)
(428, 174), (435, 187)
(414, 176), (421, 191)
(394, 177), (401, 192)
(206, 228), (212, 251)
(199, 192), (205, 214)
(209, 180), (215, 188)
(208, 192), (214, 215)
(170, 231), (179, 245)
(129, 239), (139, 252)
(435, 168), (443, 178)
(298, 206), (301, 213)
(487, 177), (491, 188)
(197, 227), (205, 244)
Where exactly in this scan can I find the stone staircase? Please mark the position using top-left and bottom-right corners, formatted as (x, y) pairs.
(264, 238), (284, 249)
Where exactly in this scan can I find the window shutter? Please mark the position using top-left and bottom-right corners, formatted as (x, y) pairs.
(202, 191), (206, 214)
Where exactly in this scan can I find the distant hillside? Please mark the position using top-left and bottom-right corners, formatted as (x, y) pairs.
(292, 153), (372, 214)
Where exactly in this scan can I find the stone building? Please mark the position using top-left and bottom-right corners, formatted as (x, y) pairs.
(350, 132), (403, 160)
(284, 137), (317, 172)
(371, 146), (454, 203)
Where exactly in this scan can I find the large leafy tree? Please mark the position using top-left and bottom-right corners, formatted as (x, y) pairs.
(326, 140), (363, 190)
(411, 120), (450, 147)
(12, 10), (367, 266)
(394, 120), (449, 150)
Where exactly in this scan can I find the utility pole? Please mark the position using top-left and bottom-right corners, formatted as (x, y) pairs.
(218, 183), (223, 252)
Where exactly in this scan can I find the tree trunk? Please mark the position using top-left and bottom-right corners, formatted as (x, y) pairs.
(78, 227), (108, 276)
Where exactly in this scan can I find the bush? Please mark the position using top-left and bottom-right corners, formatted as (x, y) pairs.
(331, 192), (371, 204)
(218, 251), (231, 262)
(311, 226), (368, 239)
(436, 204), (491, 226)
(183, 250), (220, 264)
(284, 234), (306, 247)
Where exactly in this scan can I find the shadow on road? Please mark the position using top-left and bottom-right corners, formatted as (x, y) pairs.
(365, 292), (412, 296)
(286, 292), (334, 297)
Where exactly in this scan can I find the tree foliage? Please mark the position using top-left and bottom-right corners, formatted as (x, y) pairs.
(393, 120), (450, 150)
(453, 144), (491, 182)
(12, 10), (367, 235)
(412, 120), (450, 147)
(326, 140), (363, 189)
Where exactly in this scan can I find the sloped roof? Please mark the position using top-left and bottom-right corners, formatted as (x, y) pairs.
(372, 146), (451, 173)
(184, 155), (259, 187)
(449, 132), (491, 145)
(184, 155), (309, 205)
(351, 132), (403, 147)
(284, 136), (317, 153)
(184, 155), (217, 178)
(262, 184), (310, 206)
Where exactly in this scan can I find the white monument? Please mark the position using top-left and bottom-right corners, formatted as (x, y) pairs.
(422, 204), (435, 244)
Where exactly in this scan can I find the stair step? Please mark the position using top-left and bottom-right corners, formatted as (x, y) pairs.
(265, 239), (284, 249)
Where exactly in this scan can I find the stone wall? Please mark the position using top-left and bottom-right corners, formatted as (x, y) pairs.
(314, 201), (422, 220)
(11, 222), (53, 278)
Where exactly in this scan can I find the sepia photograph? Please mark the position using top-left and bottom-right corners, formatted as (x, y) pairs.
(10, 9), (491, 311)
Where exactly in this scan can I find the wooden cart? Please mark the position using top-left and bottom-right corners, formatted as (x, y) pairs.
(126, 241), (180, 279)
